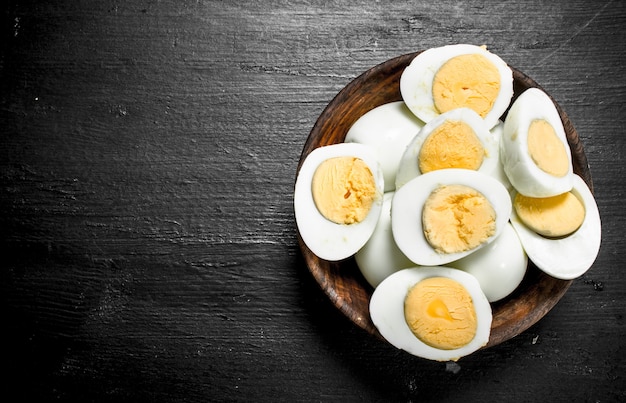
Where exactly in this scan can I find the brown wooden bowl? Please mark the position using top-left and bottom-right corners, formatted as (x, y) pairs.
(296, 51), (592, 349)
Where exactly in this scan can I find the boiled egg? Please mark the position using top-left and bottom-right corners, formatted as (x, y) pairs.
(355, 192), (416, 288)
(500, 87), (574, 197)
(400, 44), (513, 130)
(489, 121), (513, 191)
(449, 223), (527, 302)
(294, 143), (384, 261)
(509, 174), (601, 280)
(391, 169), (512, 266)
(370, 266), (492, 361)
(345, 101), (424, 192)
(395, 107), (499, 189)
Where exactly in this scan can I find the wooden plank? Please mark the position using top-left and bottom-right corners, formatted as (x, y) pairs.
(1, 0), (625, 401)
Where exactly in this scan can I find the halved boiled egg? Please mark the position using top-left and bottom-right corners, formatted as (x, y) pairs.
(395, 107), (499, 189)
(509, 174), (601, 280)
(449, 222), (527, 302)
(370, 266), (492, 361)
(355, 192), (416, 288)
(294, 143), (384, 261)
(400, 44), (513, 130)
(345, 101), (424, 192)
(500, 87), (574, 197)
(392, 169), (512, 266)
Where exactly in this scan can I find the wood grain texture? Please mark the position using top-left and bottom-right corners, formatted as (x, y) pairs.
(1, 0), (626, 402)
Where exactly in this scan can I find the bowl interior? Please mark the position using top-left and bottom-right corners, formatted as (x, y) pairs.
(297, 51), (591, 348)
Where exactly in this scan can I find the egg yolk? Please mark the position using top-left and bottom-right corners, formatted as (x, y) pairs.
(404, 277), (477, 350)
(432, 53), (501, 118)
(418, 120), (485, 173)
(527, 119), (569, 177)
(514, 191), (585, 237)
(422, 185), (496, 254)
(311, 156), (377, 225)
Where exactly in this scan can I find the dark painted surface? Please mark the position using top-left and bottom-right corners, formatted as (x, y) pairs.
(2, 1), (625, 401)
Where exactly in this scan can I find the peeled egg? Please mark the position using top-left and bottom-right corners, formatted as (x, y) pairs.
(370, 266), (492, 361)
(345, 101), (424, 192)
(395, 107), (499, 189)
(509, 175), (601, 280)
(391, 169), (512, 266)
(294, 143), (384, 261)
(449, 223), (527, 302)
(355, 192), (416, 288)
(400, 44), (513, 130)
(500, 87), (574, 197)
(489, 121), (513, 191)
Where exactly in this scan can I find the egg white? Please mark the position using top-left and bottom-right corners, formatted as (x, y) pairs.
(500, 87), (574, 197)
(391, 169), (512, 266)
(449, 222), (527, 302)
(395, 107), (499, 189)
(294, 143), (384, 261)
(489, 121), (513, 191)
(400, 44), (513, 130)
(509, 175), (601, 280)
(370, 266), (492, 361)
(355, 192), (416, 288)
(345, 101), (424, 192)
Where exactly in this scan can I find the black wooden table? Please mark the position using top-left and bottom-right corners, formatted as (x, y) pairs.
(2, 1), (625, 401)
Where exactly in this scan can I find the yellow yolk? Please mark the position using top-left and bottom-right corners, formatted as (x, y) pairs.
(311, 156), (377, 225)
(432, 53), (501, 118)
(527, 119), (569, 177)
(514, 191), (585, 237)
(422, 185), (496, 254)
(404, 277), (477, 350)
(418, 120), (485, 173)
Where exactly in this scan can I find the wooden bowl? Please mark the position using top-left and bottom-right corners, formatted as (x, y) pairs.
(296, 51), (592, 348)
